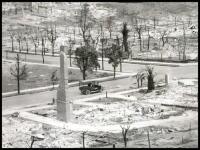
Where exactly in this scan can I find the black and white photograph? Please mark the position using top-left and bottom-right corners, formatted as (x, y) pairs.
(2, 2), (198, 148)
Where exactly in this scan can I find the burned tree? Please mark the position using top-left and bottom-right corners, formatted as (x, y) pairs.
(147, 27), (151, 51)
(120, 125), (130, 148)
(10, 54), (28, 94)
(23, 27), (31, 53)
(31, 27), (40, 55)
(100, 23), (106, 70)
(40, 29), (48, 63)
(121, 22), (130, 57)
(158, 30), (169, 47)
(135, 25), (143, 51)
(15, 29), (24, 52)
(77, 3), (94, 46)
(153, 17), (156, 30)
(7, 26), (16, 52)
(46, 23), (57, 56)
(182, 21), (187, 61)
(88, 23), (101, 51)
(106, 16), (115, 39)
(68, 36), (75, 67)
(116, 35), (123, 72)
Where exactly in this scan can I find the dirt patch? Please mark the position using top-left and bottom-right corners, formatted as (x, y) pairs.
(29, 97), (185, 126)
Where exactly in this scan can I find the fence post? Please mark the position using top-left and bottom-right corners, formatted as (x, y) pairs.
(113, 144), (115, 148)
(106, 91), (108, 98)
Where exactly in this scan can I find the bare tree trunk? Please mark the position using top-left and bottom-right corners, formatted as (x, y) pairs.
(74, 28), (76, 41)
(83, 69), (86, 80)
(162, 37), (165, 47)
(175, 17), (177, 26)
(139, 38), (142, 51)
(17, 54), (20, 94)
(101, 39), (104, 70)
(113, 66), (116, 79)
(34, 45), (37, 54)
(120, 59), (122, 72)
(82, 132), (85, 148)
(183, 25), (186, 61)
(153, 17), (156, 30)
(42, 51), (44, 64)
(18, 41), (21, 52)
(143, 39), (145, 48)
(52, 43), (54, 56)
(147, 36), (150, 50)
(30, 137), (36, 148)
(101, 47), (104, 70)
(11, 38), (14, 52)
(141, 79), (143, 87)
(147, 130), (151, 148)
(121, 126), (130, 148)
(147, 28), (150, 51)
(137, 79), (140, 88)
(15, 7), (17, 15)
(69, 48), (72, 67)
(42, 39), (45, 64)
(26, 41), (29, 53)
(44, 47), (46, 55)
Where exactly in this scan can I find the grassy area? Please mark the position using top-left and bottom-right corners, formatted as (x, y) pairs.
(2, 61), (112, 93)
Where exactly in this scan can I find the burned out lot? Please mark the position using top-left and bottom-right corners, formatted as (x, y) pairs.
(2, 2), (198, 148)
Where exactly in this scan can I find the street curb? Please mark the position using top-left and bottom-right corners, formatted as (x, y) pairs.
(122, 60), (181, 67)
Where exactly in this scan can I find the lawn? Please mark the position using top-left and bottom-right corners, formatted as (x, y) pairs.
(2, 61), (112, 93)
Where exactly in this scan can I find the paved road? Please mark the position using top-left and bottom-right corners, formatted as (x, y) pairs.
(2, 77), (135, 111)
(2, 52), (198, 111)
(3, 52), (198, 80)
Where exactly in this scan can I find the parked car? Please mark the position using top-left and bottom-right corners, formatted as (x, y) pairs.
(79, 81), (103, 95)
